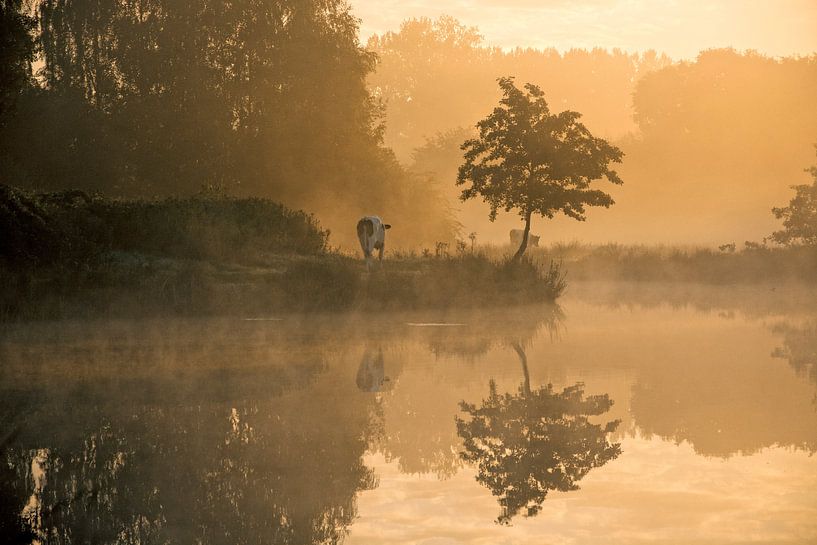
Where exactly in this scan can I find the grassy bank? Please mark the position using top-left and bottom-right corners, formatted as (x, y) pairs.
(0, 186), (564, 320)
(482, 241), (817, 284)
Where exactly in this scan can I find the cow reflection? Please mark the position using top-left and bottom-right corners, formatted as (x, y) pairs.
(356, 348), (391, 392)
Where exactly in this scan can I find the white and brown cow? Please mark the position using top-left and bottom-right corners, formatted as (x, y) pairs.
(356, 216), (391, 265)
(509, 229), (540, 248)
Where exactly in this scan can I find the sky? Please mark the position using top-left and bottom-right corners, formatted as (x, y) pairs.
(350, 0), (817, 59)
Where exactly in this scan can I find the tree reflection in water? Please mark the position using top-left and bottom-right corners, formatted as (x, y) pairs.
(456, 343), (621, 524)
(376, 305), (564, 480)
(0, 357), (378, 544)
(772, 321), (817, 388)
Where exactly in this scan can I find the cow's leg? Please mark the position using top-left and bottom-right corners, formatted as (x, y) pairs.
(378, 244), (384, 261)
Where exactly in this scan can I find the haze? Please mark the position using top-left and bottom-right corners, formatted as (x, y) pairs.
(2, 2), (817, 543)
(353, 0), (817, 59)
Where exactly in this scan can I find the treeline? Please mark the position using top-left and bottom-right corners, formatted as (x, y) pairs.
(368, 16), (672, 161)
(0, 0), (456, 248)
(370, 17), (817, 245)
(4, 6), (816, 249)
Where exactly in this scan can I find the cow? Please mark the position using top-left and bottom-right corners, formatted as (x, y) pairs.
(356, 348), (391, 392)
(510, 229), (540, 248)
(356, 216), (391, 266)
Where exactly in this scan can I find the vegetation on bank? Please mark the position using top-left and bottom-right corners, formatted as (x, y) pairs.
(0, 185), (564, 320)
(482, 241), (817, 284)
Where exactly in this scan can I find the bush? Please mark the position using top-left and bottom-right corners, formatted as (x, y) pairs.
(0, 185), (329, 268)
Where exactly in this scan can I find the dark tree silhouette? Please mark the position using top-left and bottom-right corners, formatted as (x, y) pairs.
(456, 344), (620, 524)
(0, 0), (35, 121)
(0, 0), (458, 247)
(457, 77), (623, 258)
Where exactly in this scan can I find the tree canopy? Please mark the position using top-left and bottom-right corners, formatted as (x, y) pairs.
(0, 0), (458, 248)
(457, 77), (623, 257)
(770, 147), (817, 246)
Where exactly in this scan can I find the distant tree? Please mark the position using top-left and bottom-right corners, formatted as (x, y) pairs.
(770, 148), (817, 246)
(367, 17), (671, 160)
(457, 77), (623, 258)
(456, 345), (620, 524)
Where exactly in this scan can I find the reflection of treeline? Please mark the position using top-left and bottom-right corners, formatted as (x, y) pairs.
(629, 316), (817, 458)
(370, 17), (817, 243)
(0, 321), (377, 544)
(772, 321), (817, 388)
(563, 277), (817, 319)
(0, 1), (456, 248)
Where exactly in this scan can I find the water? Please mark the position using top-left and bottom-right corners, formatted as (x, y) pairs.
(1, 283), (816, 544)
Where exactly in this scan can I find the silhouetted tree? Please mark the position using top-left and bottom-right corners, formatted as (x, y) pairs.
(0, 0), (35, 122)
(0, 0), (458, 247)
(770, 147), (817, 246)
(456, 343), (620, 524)
(458, 77), (623, 258)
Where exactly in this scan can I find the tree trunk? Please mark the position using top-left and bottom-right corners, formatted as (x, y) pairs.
(513, 210), (532, 260)
(511, 342), (531, 397)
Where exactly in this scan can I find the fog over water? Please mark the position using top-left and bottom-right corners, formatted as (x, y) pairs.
(2, 285), (816, 543)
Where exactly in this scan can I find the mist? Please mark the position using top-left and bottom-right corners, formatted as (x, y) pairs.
(368, 17), (817, 245)
(2, 2), (817, 543)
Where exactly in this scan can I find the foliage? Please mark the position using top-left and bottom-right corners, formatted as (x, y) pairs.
(632, 49), (817, 179)
(368, 16), (671, 160)
(457, 381), (621, 524)
(0, 0), (456, 247)
(371, 23), (817, 245)
(0, 0), (36, 120)
(458, 77), (623, 257)
(0, 185), (328, 268)
(770, 150), (817, 246)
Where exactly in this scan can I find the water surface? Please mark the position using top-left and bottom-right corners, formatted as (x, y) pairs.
(2, 283), (816, 544)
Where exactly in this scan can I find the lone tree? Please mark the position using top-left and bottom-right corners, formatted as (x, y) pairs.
(770, 147), (817, 246)
(458, 77), (624, 258)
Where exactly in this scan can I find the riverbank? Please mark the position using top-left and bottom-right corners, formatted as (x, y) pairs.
(0, 253), (565, 320)
(482, 241), (817, 285)
(0, 185), (564, 320)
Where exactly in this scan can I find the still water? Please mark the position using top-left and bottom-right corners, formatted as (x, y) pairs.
(1, 283), (816, 544)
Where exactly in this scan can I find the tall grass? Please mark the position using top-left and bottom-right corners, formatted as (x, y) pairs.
(480, 241), (817, 284)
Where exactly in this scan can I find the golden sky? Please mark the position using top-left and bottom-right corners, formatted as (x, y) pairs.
(351, 0), (817, 59)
